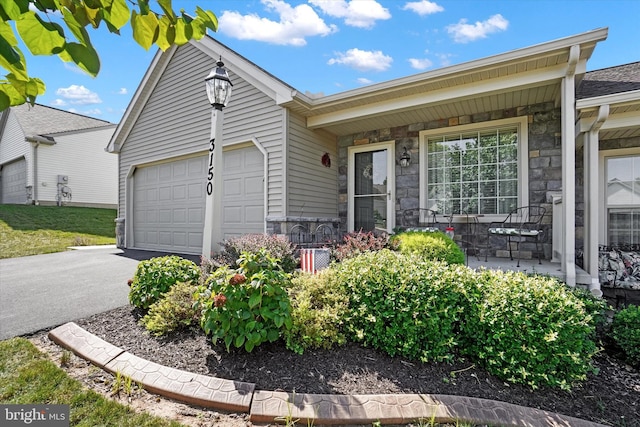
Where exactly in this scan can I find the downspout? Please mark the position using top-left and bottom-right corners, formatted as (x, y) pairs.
(561, 45), (580, 288)
(584, 104), (609, 296)
(32, 142), (39, 204)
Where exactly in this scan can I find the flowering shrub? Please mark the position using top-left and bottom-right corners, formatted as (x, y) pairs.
(220, 234), (298, 273)
(197, 250), (292, 352)
(335, 249), (471, 362)
(611, 305), (640, 367)
(331, 231), (394, 262)
(285, 269), (349, 354)
(390, 231), (465, 265)
(129, 256), (201, 309)
(459, 270), (600, 389)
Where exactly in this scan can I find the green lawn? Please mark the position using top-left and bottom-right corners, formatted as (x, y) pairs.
(0, 205), (116, 259)
(0, 338), (185, 427)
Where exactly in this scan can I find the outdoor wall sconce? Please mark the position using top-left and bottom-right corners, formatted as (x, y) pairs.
(399, 147), (411, 168)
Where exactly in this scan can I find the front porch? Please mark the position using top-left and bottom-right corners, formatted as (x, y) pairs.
(466, 255), (590, 284)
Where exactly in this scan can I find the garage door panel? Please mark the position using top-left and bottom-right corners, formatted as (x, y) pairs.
(1, 158), (27, 204)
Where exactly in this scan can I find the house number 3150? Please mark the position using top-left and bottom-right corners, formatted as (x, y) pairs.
(206, 138), (215, 195)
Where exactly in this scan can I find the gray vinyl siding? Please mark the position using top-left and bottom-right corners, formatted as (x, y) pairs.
(287, 112), (338, 217)
(118, 43), (286, 221)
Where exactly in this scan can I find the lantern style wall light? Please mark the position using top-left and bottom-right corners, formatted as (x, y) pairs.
(205, 57), (233, 109)
(399, 147), (411, 168)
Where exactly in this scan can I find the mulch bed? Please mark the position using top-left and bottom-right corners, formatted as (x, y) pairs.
(74, 305), (640, 427)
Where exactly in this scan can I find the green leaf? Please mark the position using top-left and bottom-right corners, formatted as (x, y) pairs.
(174, 18), (192, 45)
(0, 32), (21, 66)
(248, 293), (262, 309)
(196, 6), (218, 32)
(62, 9), (91, 46)
(104, 0), (129, 29)
(0, 0), (29, 20)
(234, 334), (245, 348)
(33, 0), (56, 11)
(0, 88), (12, 111)
(155, 16), (174, 51)
(16, 11), (66, 55)
(83, 5), (102, 28)
(59, 42), (100, 76)
(267, 329), (279, 342)
(244, 340), (255, 352)
(131, 10), (159, 50)
(157, 0), (177, 21)
(274, 315), (284, 328)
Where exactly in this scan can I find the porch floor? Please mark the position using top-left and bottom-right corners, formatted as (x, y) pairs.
(465, 255), (591, 285)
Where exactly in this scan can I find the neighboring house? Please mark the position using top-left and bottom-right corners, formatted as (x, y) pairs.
(108, 27), (640, 296)
(0, 104), (117, 208)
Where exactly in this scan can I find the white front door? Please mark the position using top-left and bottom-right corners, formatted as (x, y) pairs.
(348, 142), (395, 233)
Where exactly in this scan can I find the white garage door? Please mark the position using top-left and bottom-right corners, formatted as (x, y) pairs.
(133, 156), (206, 254)
(132, 146), (264, 254)
(222, 145), (265, 238)
(1, 158), (27, 204)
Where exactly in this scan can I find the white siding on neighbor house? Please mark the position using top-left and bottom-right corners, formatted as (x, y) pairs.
(0, 110), (32, 204)
(287, 112), (338, 217)
(118, 43), (285, 247)
(35, 127), (117, 206)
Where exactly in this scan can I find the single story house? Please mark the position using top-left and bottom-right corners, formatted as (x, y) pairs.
(108, 27), (640, 295)
(0, 104), (117, 208)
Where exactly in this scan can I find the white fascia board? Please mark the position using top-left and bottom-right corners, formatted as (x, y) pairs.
(106, 47), (175, 153)
(307, 64), (570, 129)
(300, 28), (608, 109)
(576, 89), (640, 111)
(190, 37), (294, 105)
(577, 110), (640, 133)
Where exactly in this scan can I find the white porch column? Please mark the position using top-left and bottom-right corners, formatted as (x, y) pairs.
(583, 105), (609, 297)
(561, 45), (579, 288)
(202, 108), (225, 258)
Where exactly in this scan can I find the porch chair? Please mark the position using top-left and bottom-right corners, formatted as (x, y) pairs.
(401, 208), (441, 232)
(289, 224), (311, 247)
(486, 205), (546, 267)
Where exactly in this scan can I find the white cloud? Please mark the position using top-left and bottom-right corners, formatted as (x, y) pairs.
(50, 99), (67, 107)
(408, 57), (433, 70)
(310, 0), (391, 29)
(117, 88), (128, 95)
(435, 53), (454, 66)
(55, 85), (102, 105)
(446, 14), (509, 43)
(402, 1), (444, 16)
(357, 77), (374, 85)
(328, 48), (392, 71)
(83, 108), (103, 115)
(218, 0), (337, 46)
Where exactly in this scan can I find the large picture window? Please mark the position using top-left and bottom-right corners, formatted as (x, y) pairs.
(606, 155), (640, 245)
(420, 117), (527, 218)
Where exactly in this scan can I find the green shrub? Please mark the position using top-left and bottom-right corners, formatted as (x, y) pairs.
(460, 269), (600, 389)
(140, 281), (200, 336)
(331, 231), (393, 262)
(197, 250), (292, 352)
(390, 231), (465, 265)
(284, 269), (349, 354)
(220, 234), (297, 273)
(611, 305), (640, 367)
(129, 256), (201, 309)
(336, 249), (471, 362)
(568, 287), (610, 333)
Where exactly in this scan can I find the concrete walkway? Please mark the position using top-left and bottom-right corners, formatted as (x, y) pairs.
(48, 322), (607, 427)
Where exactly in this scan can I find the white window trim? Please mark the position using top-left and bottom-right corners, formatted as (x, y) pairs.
(598, 147), (640, 244)
(347, 140), (396, 233)
(418, 116), (529, 223)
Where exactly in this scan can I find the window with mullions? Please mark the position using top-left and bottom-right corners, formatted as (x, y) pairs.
(606, 155), (640, 245)
(425, 127), (519, 215)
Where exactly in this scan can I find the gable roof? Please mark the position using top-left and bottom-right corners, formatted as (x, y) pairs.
(577, 62), (640, 99)
(8, 103), (113, 137)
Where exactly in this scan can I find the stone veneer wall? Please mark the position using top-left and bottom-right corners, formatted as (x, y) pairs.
(338, 102), (562, 259)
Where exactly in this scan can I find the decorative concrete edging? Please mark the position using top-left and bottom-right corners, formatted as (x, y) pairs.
(47, 323), (607, 427)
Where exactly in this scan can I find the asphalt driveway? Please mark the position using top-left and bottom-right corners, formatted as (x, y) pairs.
(0, 246), (198, 340)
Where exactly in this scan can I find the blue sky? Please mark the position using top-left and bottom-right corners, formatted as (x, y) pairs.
(22, 0), (640, 124)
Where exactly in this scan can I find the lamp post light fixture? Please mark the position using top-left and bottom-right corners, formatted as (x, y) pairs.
(399, 146), (411, 168)
(202, 57), (233, 259)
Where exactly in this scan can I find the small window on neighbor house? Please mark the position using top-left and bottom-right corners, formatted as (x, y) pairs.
(424, 126), (519, 216)
(606, 155), (640, 245)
